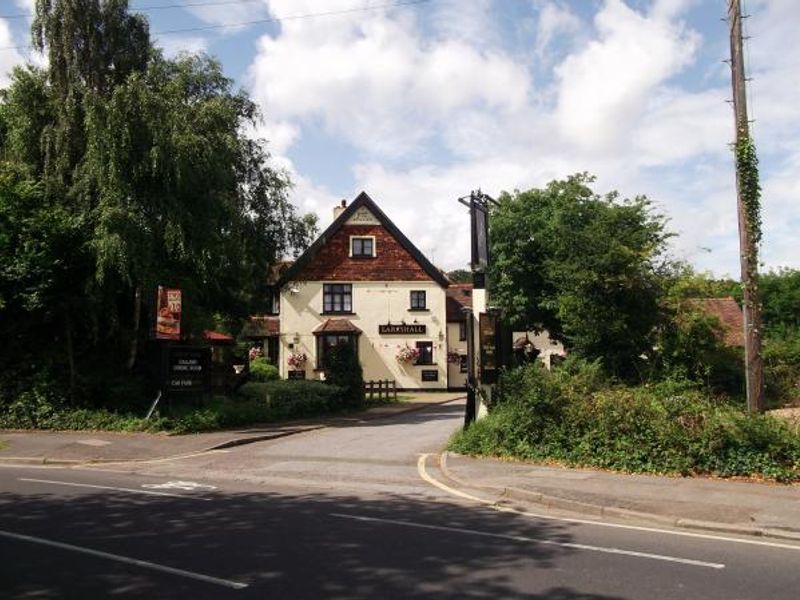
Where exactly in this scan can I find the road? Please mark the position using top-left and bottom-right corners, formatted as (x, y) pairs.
(2, 400), (800, 598)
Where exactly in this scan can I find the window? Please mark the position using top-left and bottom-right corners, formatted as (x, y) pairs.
(459, 321), (467, 341)
(351, 237), (374, 257)
(459, 355), (468, 373)
(415, 341), (433, 365)
(323, 284), (353, 313)
(410, 290), (426, 310)
(316, 334), (358, 369)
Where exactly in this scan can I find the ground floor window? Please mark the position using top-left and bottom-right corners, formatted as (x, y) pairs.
(316, 333), (358, 369)
(459, 355), (468, 373)
(415, 341), (434, 365)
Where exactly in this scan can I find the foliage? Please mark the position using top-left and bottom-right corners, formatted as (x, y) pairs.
(490, 174), (672, 378)
(450, 363), (800, 482)
(238, 380), (346, 419)
(0, 1), (317, 408)
(734, 136), (762, 246)
(763, 330), (800, 406)
(447, 268), (472, 284)
(249, 357), (279, 382)
(396, 344), (420, 363)
(324, 343), (365, 409)
(655, 303), (745, 397)
(760, 269), (800, 334)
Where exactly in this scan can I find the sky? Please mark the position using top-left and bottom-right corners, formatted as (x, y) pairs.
(1, 0), (798, 277)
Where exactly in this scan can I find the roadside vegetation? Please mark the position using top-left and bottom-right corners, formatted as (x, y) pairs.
(450, 175), (800, 483)
(451, 360), (800, 482)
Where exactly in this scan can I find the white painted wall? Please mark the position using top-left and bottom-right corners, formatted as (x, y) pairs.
(280, 280), (449, 389)
(446, 322), (468, 389)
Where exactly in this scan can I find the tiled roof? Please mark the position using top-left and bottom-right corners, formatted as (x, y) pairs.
(689, 297), (744, 347)
(203, 330), (234, 343)
(446, 283), (473, 321)
(242, 316), (280, 338)
(313, 319), (363, 334)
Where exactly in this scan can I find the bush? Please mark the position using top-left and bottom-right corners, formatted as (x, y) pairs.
(249, 357), (279, 382)
(763, 329), (800, 406)
(450, 363), (800, 482)
(238, 380), (345, 419)
(324, 343), (365, 409)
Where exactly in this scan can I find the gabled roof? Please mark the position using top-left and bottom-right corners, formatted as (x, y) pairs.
(278, 191), (450, 288)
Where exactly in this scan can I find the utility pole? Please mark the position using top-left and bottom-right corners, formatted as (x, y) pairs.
(728, 0), (765, 412)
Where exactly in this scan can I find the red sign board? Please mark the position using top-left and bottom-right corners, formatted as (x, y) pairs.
(156, 286), (182, 340)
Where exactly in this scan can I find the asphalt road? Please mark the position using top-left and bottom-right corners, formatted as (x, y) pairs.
(2, 401), (800, 599)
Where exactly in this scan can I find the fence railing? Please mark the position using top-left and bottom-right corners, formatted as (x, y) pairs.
(365, 379), (397, 402)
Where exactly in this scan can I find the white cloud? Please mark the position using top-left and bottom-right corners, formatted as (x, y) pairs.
(0, 19), (25, 88)
(155, 35), (210, 58)
(241, 0), (800, 277)
(554, 0), (700, 152)
(248, 0), (531, 159)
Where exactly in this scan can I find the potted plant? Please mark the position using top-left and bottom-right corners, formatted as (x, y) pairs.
(287, 352), (307, 369)
(396, 344), (420, 363)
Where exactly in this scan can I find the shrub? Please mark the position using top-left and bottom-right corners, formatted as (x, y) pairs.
(249, 357), (279, 382)
(763, 329), (800, 406)
(450, 363), (800, 482)
(324, 343), (365, 409)
(238, 380), (345, 419)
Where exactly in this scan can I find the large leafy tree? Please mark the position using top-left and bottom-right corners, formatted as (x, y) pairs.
(490, 174), (672, 377)
(0, 0), (316, 404)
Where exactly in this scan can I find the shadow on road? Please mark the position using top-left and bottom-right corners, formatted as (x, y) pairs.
(0, 483), (627, 599)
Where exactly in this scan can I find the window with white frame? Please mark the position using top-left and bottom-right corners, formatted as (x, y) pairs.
(350, 236), (375, 257)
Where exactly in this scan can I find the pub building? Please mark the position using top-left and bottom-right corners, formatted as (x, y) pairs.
(251, 191), (469, 390)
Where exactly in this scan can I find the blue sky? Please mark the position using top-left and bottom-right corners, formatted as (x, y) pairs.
(2, 0), (798, 276)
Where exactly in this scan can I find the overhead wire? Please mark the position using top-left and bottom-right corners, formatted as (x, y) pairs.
(0, 0), (432, 52)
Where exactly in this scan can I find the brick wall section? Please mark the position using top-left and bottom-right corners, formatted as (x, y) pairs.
(296, 224), (433, 281)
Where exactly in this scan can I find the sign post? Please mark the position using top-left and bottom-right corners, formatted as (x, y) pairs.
(457, 190), (502, 425)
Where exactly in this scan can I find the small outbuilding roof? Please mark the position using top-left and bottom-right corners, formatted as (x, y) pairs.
(313, 319), (363, 335)
(241, 316), (280, 338)
(689, 297), (745, 347)
(446, 284), (473, 322)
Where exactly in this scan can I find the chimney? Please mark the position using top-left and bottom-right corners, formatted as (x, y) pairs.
(333, 199), (347, 220)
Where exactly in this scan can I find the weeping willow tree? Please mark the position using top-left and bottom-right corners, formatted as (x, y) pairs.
(0, 1), (316, 405)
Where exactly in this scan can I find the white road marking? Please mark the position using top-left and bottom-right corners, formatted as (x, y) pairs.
(18, 478), (212, 500)
(141, 481), (217, 491)
(330, 513), (725, 569)
(0, 529), (247, 589)
(417, 454), (800, 553)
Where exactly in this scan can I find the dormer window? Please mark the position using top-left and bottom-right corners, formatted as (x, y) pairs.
(350, 236), (375, 258)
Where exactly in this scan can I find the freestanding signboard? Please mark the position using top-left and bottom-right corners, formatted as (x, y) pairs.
(479, 312), (498, 384)
(156, 286), (182, 340)
(167, 346), (210, 393)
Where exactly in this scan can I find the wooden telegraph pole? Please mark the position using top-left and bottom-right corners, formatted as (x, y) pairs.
(728, 0), (765, 412)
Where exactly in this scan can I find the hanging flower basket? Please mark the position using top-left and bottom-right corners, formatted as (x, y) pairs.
(288, 352), (307, 369)
(396, 345), (420, 363)
(248, 346), (264, 361)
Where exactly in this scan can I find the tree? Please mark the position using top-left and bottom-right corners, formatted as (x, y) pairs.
(0, 0), (316, 406)
(447, 268), (472, 284)
(489, 174), (672, 378)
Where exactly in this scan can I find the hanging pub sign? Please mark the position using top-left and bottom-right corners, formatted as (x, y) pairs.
(156, 286), (182, 340)
(378, 323), (426, 335)
(167, 346), (210, 393)
(479, 312), (498, 384)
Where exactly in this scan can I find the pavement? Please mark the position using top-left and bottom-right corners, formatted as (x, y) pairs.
(3, 392), (800, 545)
(0, 392), (463, 465)
(439, 451), (800, 542)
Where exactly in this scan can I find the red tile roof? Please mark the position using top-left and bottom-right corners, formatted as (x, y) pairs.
(689, 297), (744, 347)
(446, 284), (473, 321)
(202, 330), (235, 344)
(242, 316), (280, 338)
(313, 319), (363, 334)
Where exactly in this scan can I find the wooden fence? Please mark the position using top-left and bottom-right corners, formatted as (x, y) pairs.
(365, 379), (397, 402)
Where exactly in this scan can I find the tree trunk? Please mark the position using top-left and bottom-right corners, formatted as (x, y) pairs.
(127, 285), (142, 371)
